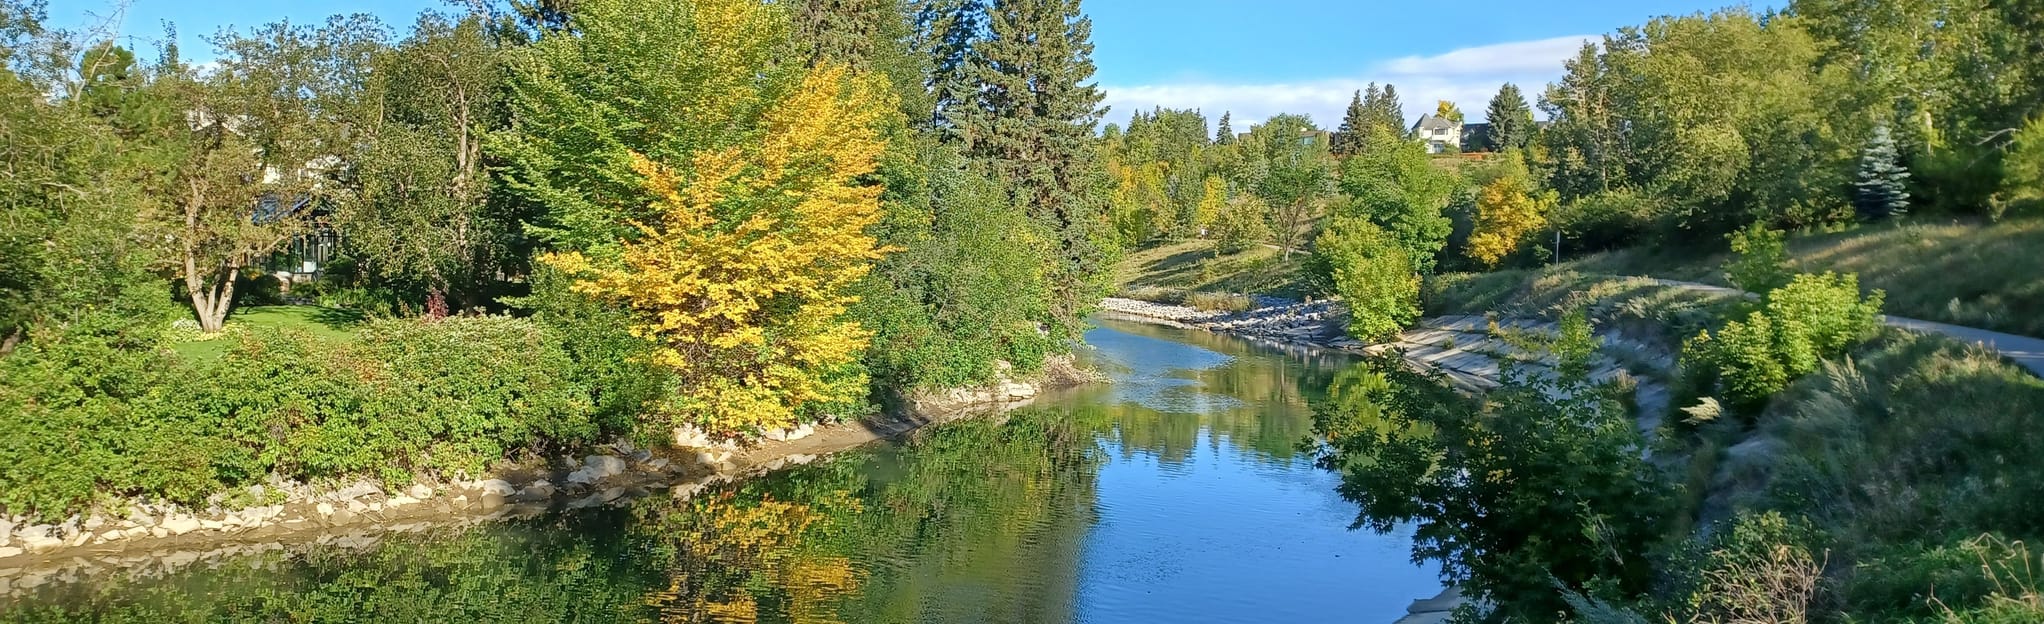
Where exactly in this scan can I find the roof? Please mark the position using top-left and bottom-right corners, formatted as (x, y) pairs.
(1410, 114), (1460, 132)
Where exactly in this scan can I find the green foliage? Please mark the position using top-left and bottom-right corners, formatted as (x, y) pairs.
(1998, 115), (2044, 213)
(1312, 216), (1419, 341)
(1856, 125), (1913, 221)
(945, 0), (1114, 326)
(1724, 223), (1791, 294)
(1685, 272), (1883, 408)
(1336, 125), (1455, 273)
(857, 165), (1060, 390)
(1484, 82), (1535, 152)
(1239, 113), (1335, 258)
(0, 315), (598, 520)
(1313, 349), (1668, 617)
(1211, 194), (1272, 254)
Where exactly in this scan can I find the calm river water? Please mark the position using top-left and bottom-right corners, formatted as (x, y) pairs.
(2, 318), (1439, 623)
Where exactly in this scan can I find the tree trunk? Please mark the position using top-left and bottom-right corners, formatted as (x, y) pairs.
(183, 257), (239, 333)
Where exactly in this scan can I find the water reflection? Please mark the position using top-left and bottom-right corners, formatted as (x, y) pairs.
(1, 319), (1438, 623)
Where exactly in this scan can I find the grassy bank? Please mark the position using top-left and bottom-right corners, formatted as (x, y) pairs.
(1541, 216), (2044, 338)
(1112, 239), (1313, 302)
(1420, 257), (2044, 620)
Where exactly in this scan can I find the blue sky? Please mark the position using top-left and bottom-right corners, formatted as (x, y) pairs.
(52, 0), (1746, 126)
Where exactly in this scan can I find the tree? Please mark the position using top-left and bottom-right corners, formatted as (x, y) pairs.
(541, 62), (895, 434)
(1466, 166), (1556, 267)
(502, 0), (898, 433)
(1434, 99), (1463, 124)
(1333, 90), (1368, 156)
(1369, 83), (1405, 143)
(1314, 311), (1668, 617)
(1854, 124), (1911, 220)
(1215, 111), (1234, 144)
(341, 11), (511, 309)
(143, 16), (383, 332)
(1336, 125), (1454, 273)
(1313, 216), (1419, 341)
(950, 0), (1111, 328)
(1239, 113), (1333, 259)
(1211, 193), (1270, 254)
(1484, 82), (1534, 152)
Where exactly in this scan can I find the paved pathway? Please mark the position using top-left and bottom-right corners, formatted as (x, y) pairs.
(1637, 278), (2044, 377)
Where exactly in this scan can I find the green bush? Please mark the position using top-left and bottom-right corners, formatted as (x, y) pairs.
(1723, 223), (1790, 294)
(1211, 195), (1271, 254)
(1313, 215), (1420, 341)
(1685, 272), (1883, 408)
(1554, 189), (1660, 254)
(0, 315), (601, 520)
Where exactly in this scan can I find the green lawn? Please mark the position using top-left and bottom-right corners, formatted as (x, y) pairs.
(1113, 239), (1313, 301)
(170, 305), (365, 360)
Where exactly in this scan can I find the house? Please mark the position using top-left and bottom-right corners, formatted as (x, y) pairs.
(1410, 114), (1462, 154)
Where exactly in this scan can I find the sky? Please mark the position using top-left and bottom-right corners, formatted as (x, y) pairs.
(51, 0), (1747, 127)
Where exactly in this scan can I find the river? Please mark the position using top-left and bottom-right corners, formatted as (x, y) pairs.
(0, 318), (1440, 623)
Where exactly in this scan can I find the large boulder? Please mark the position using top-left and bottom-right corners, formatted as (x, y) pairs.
(567, 455), (627, 485)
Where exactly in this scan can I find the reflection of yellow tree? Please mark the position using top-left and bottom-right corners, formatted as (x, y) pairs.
(646, 491), (864, 623)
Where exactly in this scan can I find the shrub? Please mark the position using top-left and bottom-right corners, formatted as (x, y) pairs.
(1683, 511), (1825, 623)
(1313, 215), (1420, 341)
(1553, 189), (1660, 254)
(1686, 272), (1883, 408)
(1183, 291), (1254, 313)
(0, 315), (602, 520)
(1211, 194), (1272, 254)
(1724, 223), (1790, 294)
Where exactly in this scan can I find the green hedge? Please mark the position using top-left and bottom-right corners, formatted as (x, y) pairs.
(0, 316), (599, 520)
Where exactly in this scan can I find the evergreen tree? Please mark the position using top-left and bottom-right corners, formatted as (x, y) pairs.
(1483, 82), (1533, 152)
(1215, 110), (1234, 144)
(1854, 124), (1910, 220)
(1373, 83), (1405, 137)
(953, 0), (1110, 327)
(1333, 89), (1368, 156)
(915, 0), (983, 131)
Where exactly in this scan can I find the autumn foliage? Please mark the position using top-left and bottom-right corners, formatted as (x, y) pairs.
(543, 64), (895, 434)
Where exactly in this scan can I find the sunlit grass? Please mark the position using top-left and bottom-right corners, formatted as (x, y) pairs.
(169, 305), (364, 360)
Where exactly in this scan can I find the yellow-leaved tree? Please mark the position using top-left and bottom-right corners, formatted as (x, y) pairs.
(542, 62), (895, 435)
(1466, 173), (1556, 268)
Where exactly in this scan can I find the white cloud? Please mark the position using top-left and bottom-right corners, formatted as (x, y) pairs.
(1099, 35), (1593, 131)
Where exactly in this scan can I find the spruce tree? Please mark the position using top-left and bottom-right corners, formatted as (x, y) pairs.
(1854, 124), (1910, 220)
(1374, 83), (1405, 137)
(1215, 111), (1234, 144)
(917, 0), (984, 131)
(1334, 90), (1368, 156)
(953, 0), (1109, 328)
(1484, 82), (1533, 152)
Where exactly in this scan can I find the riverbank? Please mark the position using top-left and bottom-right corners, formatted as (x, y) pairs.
(0, 357), (1094, 587)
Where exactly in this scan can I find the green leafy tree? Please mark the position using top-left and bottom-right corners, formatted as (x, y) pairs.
(1854, 124), (1911, 221)
(1313, 216), (1418, 341)
(143, 16), (384, 332)
(1211, 193), (1270, 254)
(1313, 312), (1668, 616)
(1686, 272), (1885, 407)
(342, 11), (512, 309)
(1484, 82), (1534, 152)
(1238, 113), (1333, 259)
(1335, 125), (1454, 273)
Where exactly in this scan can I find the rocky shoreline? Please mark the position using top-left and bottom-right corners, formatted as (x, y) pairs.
(0, 357), (1091, 591)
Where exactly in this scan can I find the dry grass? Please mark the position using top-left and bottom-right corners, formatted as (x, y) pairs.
(1113, 239), (1312, 299)
(1183, 291), (1255, 313)
(1549, 217), (2044, 338)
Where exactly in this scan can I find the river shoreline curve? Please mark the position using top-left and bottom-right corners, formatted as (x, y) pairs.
(0, 357), (1094, 590)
